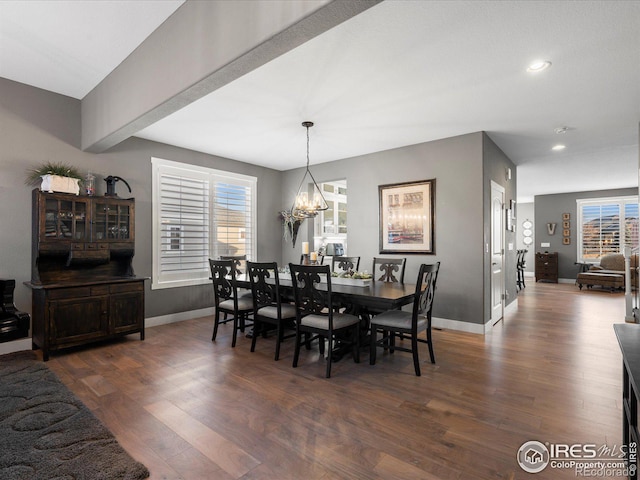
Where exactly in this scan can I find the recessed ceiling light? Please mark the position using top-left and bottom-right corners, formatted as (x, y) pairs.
(552, 144), (566, 151)
(527, 60), (552, 73)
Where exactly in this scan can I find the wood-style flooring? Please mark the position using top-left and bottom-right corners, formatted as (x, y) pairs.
(45, 282), (627, 479)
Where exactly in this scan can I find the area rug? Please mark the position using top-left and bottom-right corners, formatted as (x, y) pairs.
(0, 351), (149, 480)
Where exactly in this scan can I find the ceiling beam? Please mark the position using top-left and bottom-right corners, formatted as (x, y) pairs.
(81, 0), (381, 153)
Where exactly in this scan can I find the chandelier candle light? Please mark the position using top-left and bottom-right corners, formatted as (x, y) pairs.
(291, 121), (329, 220)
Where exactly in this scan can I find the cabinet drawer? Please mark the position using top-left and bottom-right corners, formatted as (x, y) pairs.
(85, 243), (108, 250)
(110, 282), (144, 294)
(48, 287), (91, 300)
(91, 285), (110, 295)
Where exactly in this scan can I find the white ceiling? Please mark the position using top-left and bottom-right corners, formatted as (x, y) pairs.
(1, 0), (639, 203)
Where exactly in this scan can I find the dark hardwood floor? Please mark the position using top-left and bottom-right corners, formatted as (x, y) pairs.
(45, 282), (627, 479)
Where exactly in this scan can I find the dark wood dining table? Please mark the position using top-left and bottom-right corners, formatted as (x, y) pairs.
(234, 274), (419, 313)
(235, 273), (420, 357)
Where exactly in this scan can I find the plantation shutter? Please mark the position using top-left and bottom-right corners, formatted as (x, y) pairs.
(158, 172), (210, 282)
(577, 196), (639, 262)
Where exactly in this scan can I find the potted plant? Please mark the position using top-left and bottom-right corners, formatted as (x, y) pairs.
(25, 161), (82, 195)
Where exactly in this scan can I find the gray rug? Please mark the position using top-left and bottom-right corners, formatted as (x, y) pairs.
(0, 351), (149, 480)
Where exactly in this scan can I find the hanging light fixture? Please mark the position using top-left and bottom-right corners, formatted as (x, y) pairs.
(291, 121), (328, 219)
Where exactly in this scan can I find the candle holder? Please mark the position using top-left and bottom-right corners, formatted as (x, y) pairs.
(301, 254), (310, 265)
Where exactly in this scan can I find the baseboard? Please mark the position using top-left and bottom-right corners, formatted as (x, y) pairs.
(0, 338), (32, 356)
(146, 307), (214, 328)
(505, 298), (518, 314)
(524, 271), (535, 277)
(559, 278), (576, 284)
(432, 316), (486, 334)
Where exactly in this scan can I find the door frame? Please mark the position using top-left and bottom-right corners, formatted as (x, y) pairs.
(490, 181), (505, 325)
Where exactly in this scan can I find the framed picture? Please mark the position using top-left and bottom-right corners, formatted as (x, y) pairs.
(563, 229), (570, 236)
(563, 237), (571, 245)
(563, 221), (570, 228)
(563, 213), (570, 221)
(379, 179), (435, 254)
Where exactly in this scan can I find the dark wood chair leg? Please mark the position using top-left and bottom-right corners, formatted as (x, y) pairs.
(369, 328), (377, 365)
(212, 310), (220, 341)
(293, 329), (301, 368)
(326, 336), (333, 378)
(427, 328), (435, 364)
(411, 334), (421, 376)
(352, 324), (360, 364)
(250, 320), (259, 352)
(274, 323), (282, 361)
(231, 316), (239, 348)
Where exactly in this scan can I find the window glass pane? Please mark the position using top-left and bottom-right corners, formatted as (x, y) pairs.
(213, 182), (252, 258)
(625, 202), (639, 249)
(318, 181), (347, 240)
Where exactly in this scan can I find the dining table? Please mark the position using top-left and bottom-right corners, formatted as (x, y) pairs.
(234, 272), (421, 359)
(234, 273), (419, 313)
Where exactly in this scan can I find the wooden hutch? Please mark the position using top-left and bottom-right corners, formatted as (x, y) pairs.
(26, 189), (145, 360)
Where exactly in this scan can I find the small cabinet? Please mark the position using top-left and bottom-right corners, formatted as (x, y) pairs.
(31, 280), (145, 361)
(535, 252), (558, 283)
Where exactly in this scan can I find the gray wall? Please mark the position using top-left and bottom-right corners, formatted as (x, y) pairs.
(0, 78), (282, 318)
(482, 133), (518, 312)
(280, 132), (509, 327)
(1, 76), (519, 331)
(534, 187), (637, 280)
(516, 202), (535, 273)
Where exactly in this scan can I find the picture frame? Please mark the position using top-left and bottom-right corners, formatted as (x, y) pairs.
(563, 237), (571, 245)
(563, 221), (570, 228)
(379, 179), (435, 254)
(563, 229), (570, 237)
(563, 213), (570, 221)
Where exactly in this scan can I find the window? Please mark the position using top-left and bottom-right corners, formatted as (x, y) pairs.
(317, 180), (347, 236)
(577, 196), (639, 262)
(152, 158), (256, 289)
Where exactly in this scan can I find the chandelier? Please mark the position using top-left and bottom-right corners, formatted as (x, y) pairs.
(291, 121), (328, 219)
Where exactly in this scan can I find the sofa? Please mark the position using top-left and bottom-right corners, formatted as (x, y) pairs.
(576, 253), (638, 291)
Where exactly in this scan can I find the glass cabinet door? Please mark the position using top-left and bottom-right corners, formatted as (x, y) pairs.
(43, 197), (88, 241)
(93, 201), (131, 241)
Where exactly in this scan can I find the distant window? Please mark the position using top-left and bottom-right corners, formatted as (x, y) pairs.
(577, 196), (638, 262)
(318, 180), (347, 236)
(152, 158), (256, 289)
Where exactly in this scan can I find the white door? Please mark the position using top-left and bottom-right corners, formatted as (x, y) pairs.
(490, 181), (505, 324)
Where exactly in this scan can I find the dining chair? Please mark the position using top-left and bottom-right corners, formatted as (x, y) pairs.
(220, 254), (247, 276)
(247, 261), (297, 361)
(219, 254), (253, 323)
(209, 259), (254, 347)
(331, 256), (360, 274)
(369, 262), (440, 376)
(372, 257), (406, 283)
(289, 263), (360, 378)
